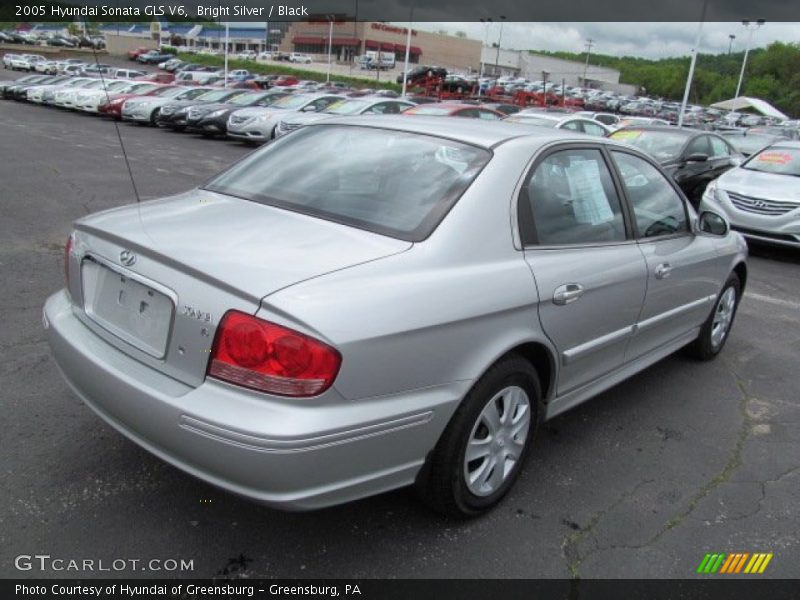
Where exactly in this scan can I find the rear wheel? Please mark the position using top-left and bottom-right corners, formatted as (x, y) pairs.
(416, 355), (541, 518)
(149, 108), (160, 125)
(686, 273), (741, 360)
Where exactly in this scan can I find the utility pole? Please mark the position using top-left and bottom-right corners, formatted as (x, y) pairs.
(326, 15), (334, 83)
(727, 34), (735, 55)
(678, 0), (709, 128)
(582, 38), (594, 86)
(735, 19), (765, 100)
(494, 16), (506, 77)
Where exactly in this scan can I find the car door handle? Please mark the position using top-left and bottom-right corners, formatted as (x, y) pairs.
(553, 283), (584, 305)
(654, 263), (672, 279)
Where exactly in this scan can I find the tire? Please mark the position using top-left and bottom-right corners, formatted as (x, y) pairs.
(149, 108), (160, 125)
(686, 273), (741, 360)
(416, 354), (541, 518)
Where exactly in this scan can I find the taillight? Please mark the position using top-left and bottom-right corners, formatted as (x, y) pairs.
(207, 311), (341, 397)
(64, 234), (73, 284)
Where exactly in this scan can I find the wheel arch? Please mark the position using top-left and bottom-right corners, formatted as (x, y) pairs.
(733, 261), (747, 292)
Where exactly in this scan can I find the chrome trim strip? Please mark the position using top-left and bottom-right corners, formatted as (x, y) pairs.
(634, 295), (716, 333)
(562, 325), (634, 365)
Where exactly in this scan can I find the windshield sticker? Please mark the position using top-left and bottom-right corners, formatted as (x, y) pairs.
(755, 152), (792, 165)
(611, 130), (642, 140)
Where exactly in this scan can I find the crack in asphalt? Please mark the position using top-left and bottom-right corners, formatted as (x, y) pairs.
(561, 362), (754, 578)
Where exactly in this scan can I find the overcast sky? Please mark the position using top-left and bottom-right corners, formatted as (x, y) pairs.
(411, 22), (800, 59)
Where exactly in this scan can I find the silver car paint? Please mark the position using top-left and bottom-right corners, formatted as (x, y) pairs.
(700, 153), (800, 248)
(45, 117), (747, 509)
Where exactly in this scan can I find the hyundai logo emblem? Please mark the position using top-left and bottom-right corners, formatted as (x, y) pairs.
(119, 250), (137, 267)
(753, 200), (767, 208)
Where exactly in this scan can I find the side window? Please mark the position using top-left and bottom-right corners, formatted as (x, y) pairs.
(582, 121), (608, 137)
(684, 135), (711, 157)
(520, 148), (627, 246)
(561, 120), (582, 131)
(456, 109), (480, 118)
(312, 98), (338, 110)
(477, 109), (501, 120)
(709, 136), (731, 158)
(611, 152), (689, 238)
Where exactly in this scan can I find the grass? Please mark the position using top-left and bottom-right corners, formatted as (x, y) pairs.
(175, 52), (404, 92)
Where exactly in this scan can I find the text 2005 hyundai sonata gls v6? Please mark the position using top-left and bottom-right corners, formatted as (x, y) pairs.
(44, 117), (747, 517)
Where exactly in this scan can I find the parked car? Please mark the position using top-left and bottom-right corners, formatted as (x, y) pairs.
(137, 51), (176, 65)
(403, 103), (506, 120)
(3, 54), (21, 69)
(577, 111), (621, 128)
(504, 111), (611, 137)
(121, 86), (216, 124)
(74, 79), (141, 113)
(188, 90), (293, 137)
(226, 93), (345, 143)
(155, 88), (250, 131)
(110, 68), (146, 80)
(134, 72), (176, 84)
(276, 96), (416, 138)
(700, 141), (800, 249)
(289, 52), (313, 64)
(610, 127), (743, 205)
(479, 103), (521, 116)
(81, 64), (113, 76)
(127, 47), (153, 60)
(100, 84), (185, 120)
(45, 117), (747, 517)
(4, 75), (61, 101)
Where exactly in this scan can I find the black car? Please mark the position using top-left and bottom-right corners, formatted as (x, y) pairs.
(480, 102), (521, 116)
(1, 74), (51, 99)
(190, 90), (293, 136)
(155, 89), (249, 131)
(609, 126), (743, 205)
(9, 75), (70, 101)
(47, 37), (76, 48)
(397, 65), (448, 85)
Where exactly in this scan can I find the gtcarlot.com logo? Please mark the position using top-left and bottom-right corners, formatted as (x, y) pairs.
(697, 552), (773, 574)
(14, 554), (194, 572)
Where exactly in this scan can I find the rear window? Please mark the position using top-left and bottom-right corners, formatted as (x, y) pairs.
(610, 129), (688, 162)
(407, 106), (454, 116)
(204, 125), (491, 241)
(505, 115), (558, 128)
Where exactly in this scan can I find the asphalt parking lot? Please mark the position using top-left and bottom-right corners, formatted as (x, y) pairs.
(1, 72), (799, 580)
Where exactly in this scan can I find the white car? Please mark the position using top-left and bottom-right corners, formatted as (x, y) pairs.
(505, 111), (612, 137)
(54, 79), (107, 108)
(289, 52), (312, 64)
(34, 61), (59, 75)
(236, 51), (257, 60)
(257, 51), (273, 60)
(111, 68), (146, 80)
(227, 93), (344, 143)
(74, 80), (133, 113)
(18, 54), (47, 71)
(35, 77), (94, 105)
(3, 54), (20, 69)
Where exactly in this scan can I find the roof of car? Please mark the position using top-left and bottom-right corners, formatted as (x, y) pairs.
(311, 115), (582, 149)
(613, 125), (696, 135)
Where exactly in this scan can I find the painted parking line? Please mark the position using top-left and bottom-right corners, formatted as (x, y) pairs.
(744, 292), (800, 311)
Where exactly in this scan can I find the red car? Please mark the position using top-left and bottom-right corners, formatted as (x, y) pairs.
(273, 75), (299, 87)
(402, 102), (506, 120)
(98, 84), (176, 119)
(135, 72), (176, 84)
(127, 47), (153, 60)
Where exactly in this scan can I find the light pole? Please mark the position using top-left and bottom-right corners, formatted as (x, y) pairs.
(677, 0), (708, 129)
(401, 14), (413, 98)
(734, 19), (764, 100)
(326, 15), (334, 83)
(727, 34), (735, 55)
(494, 16), (506, 77)
(582, 38), (594, 86)
(478, 18), (492, 93)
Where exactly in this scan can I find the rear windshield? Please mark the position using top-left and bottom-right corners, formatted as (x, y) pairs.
(505, 115), (558, 128)
(407, 106), (453, 116)
(610, 129), (687, 162)
(204, 125), (491, 241)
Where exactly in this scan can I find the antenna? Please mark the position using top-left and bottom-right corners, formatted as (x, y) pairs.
(91, 30), (142, 204)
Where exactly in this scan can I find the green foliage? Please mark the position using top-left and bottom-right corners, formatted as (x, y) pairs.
(176, 52), (403, 92)
(532, 42), (800, 116)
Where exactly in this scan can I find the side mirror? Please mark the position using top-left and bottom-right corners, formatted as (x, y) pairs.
(684, 152), (709, 163)
(699, 211), (728, 236)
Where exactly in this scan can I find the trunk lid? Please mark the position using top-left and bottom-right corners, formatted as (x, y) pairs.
(70, 190), (410, 386)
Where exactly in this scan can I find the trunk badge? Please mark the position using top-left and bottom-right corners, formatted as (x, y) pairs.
(119, 250), (137, 266)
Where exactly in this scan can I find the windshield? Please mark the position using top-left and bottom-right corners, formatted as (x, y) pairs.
(506, 115), (558, 127)
(196, 90), (235, 102)
(105, 81), (129, 91)
(742, 147), (800, 176)
(270, 94), (316, 110)
(324, 100), (370, 115)
(204, 125), (491, 241)
(723, 134), (780, 156)
(128, 83), (159, 94)
(230, 92), (265, 105)
(609, 129), (687, 162)
(148, 86), (181, 97)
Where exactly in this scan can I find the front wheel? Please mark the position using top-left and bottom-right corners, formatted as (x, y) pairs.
(686, 273), (741, 360)
(416, 355), (541, 518)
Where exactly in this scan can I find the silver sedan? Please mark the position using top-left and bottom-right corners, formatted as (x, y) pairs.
(44, 117), (747, 517)
(700, 141), (800, 248)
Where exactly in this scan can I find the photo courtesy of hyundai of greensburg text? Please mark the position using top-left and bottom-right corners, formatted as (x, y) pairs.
(1, 0), (799, 598)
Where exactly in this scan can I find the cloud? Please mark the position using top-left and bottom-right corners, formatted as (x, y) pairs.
(413, 22), (800, 59)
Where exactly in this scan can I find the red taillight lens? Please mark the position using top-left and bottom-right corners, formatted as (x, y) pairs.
(64, 234), (73, 284)
(207, 311), (341, 397)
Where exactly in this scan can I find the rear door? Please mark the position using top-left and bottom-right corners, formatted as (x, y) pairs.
(608, 149), (724, 361)
(519, 145), (648, 395)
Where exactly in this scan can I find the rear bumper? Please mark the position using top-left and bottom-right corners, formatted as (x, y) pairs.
(44, 290), (462, 510)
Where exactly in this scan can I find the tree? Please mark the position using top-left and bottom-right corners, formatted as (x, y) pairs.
(455, 31), (467, 38)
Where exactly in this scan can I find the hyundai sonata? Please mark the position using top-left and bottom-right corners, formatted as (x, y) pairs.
(45, 117), (747, 517)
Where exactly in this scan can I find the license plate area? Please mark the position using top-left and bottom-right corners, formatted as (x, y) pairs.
(81, 258), (175, 359)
